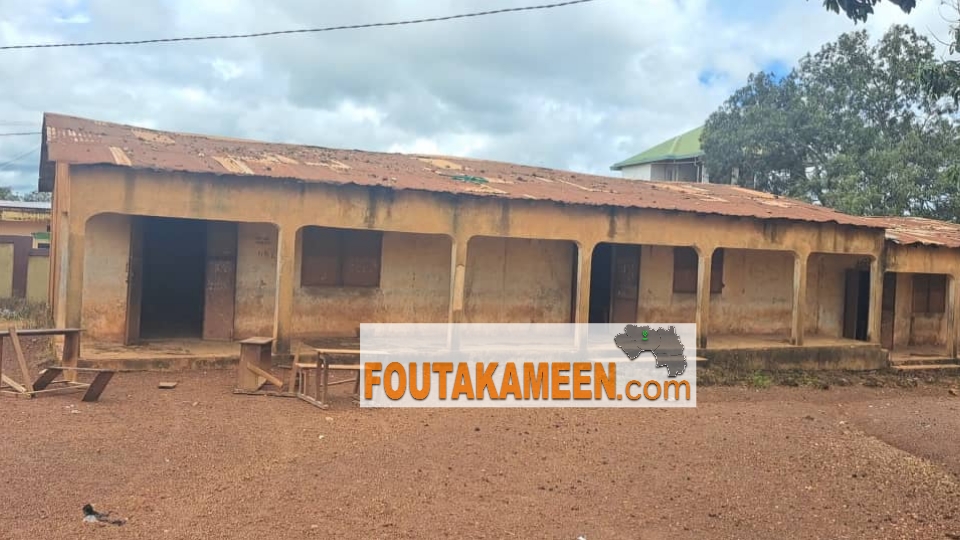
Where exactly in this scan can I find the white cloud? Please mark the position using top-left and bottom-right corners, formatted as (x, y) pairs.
(0, 0), (955, 194)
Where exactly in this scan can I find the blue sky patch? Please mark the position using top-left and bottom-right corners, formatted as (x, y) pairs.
(762, 59), (792, 81)
(697, 69), (727, 87)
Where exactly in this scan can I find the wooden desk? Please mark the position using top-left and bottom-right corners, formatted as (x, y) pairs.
(311, 348), (389, 407)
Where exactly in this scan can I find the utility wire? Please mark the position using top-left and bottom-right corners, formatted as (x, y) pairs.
(0, 132), (40, 137)
(0, 145), (41, 172)
(0, 0), (599, 50)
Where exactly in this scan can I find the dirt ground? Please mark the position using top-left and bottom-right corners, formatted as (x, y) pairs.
(3, 365), (960, 540)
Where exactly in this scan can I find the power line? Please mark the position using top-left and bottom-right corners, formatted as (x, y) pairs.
(0, 0), (599, 51)
(0, 132), (40, 137)
(0, 145), (41, 172)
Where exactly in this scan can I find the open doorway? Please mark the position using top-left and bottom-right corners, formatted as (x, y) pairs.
(842, 269), (871, 341)
(588, 243), (640, 324)
(138, 217), (208, 339)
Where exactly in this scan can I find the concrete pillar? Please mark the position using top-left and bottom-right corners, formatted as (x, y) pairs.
(695, 248), (713, 350)
(791, 251), (809, 346)
(950, 275), (959, 359)
(866, 257), (883, 344)
(272, 225), (297, 355)
(448, 236), (470, 324)
(574, 241), (595, 324)
(63, 231), (85, 329)
(52, 162), (71, 329)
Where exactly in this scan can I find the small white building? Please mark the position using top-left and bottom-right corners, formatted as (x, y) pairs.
(611, 126), (707, 183)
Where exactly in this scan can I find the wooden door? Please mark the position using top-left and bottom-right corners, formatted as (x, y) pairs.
(203, 221), (238, 341)
(610, 244), (640, 324)
(124, 217), (144, 345)
(880, 272), (896, 350)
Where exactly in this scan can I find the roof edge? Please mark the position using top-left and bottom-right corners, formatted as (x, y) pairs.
(611, 150), (705, 170)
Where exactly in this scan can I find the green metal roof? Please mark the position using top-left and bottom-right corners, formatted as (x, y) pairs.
(610, 125), (705, 170)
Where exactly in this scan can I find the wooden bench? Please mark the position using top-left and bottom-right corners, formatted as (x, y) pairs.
(0, 327), (116, 402)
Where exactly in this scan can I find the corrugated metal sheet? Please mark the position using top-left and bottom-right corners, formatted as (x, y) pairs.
(0, 200), (50, 210)
(866, 216), (960, 249)
(40, 112), (884, 229)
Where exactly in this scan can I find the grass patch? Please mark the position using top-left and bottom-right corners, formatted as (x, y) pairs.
(0, 298), (52, 329)
(746, 371), (772, 389)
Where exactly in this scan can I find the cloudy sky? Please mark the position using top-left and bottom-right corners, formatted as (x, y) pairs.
(0, 0), (955, 194)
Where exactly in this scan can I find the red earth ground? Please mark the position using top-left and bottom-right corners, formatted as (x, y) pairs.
(3, 345), (960, 540)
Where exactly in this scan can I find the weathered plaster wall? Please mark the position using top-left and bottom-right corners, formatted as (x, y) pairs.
(26, 254), (49, 303)
(637, 245), (696, 323)
(0, 243), (13, 298)
(81, 213), (130, 342)
(890, 272), (948, 347)
(0, 219), (47, 239)
(233, 223), (278, 339)
(463, 236), (575, 323)
(290, 231), (452, 337)
(65, 167), (886, 256)
(58, 166), (889, 348)
(884, 244), (958, 351)
(710, 249), (794, 335)
(805, 253), (864, 337)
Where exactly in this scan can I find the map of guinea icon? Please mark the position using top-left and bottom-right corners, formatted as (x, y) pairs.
(613, 324), (688, 378)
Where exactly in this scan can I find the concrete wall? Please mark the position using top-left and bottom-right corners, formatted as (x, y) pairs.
(621, 162), (700, 182)
(889, 272), (948, 347)
(233, 223), (278, 339)
(54, 165), (888, 351)
(0, 218), (47, 240)
(710, 249), (794, 335)
(884, 244), (959, 353)
(463, 236), (574, 323)
(26, 254), (49, 303)
(82, 213), (131, 342)
(0, 243), (13, 298)
(621, 164), (652, 180)
(805, 253), (865, 337)
(290, 231), (452, 337)
(637, 245), (696, 323)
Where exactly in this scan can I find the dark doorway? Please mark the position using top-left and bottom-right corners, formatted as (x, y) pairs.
(843, 269), (871, 341)
(139, 217), (208, 339)
(588, 243), (640, 324)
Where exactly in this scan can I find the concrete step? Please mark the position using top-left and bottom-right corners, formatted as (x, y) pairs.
(893, 363), (960, 372)
(890, 356), (958, 367)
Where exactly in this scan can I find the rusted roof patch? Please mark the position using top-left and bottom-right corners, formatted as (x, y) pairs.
(40, 112), (886, 229)
(866, 216), (960, 249)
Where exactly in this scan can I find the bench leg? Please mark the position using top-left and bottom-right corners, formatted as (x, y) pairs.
(321, 357), (330, 405)
(32, 368), (64, 391)
(81, 371), (115, 402)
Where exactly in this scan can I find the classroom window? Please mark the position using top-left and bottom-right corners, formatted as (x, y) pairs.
(301, 227), (382, 288)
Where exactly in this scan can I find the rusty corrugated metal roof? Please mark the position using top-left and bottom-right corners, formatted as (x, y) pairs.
(864, 216), (960, 249)
(39, 112), (884, 229)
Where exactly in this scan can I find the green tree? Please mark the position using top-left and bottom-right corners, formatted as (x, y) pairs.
(20, 191), (51, 202)
(818, 0), (918, 22)
(702, 25), (960, 220)
(816, 0), (960, 104)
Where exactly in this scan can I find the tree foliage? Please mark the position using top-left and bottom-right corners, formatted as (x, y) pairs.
(0, 187), (51, 202)
(818, 0), (960, 104)
(702, 25), (960, 220)
(819, 0), (918, 23)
